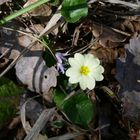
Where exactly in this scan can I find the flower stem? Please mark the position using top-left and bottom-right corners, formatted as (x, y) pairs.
(0, 0), (50, 25)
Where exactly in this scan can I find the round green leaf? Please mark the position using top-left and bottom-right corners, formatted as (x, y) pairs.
(61, 0), (88, 23)
(63, 92), (94, 128)
(53, 88), (67, 108)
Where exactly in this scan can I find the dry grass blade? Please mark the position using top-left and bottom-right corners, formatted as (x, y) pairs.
(0, 0), (11, 5)
(48, 133), (82, 140)
(39, 5), (62, 37)
(101, 86), (116, 97)
(21, 98), (32, 134)
(88, 0), (98, 4)
(111, 27), (131, 37)
(104, 0), (140, 9)
(24, 108), (55, 140)
(0, 48), (10, 59)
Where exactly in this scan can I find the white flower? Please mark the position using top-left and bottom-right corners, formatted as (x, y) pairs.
(66, 53), (104, 90)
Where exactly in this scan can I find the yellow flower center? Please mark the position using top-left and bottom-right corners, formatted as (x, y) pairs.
(80, 66), (90, 76)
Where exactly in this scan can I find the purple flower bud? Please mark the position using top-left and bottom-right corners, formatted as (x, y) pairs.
(55, 52), (67, 74)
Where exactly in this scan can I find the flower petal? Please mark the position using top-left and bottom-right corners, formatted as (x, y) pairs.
(74, 53), (85, 65)
(93, 74), (104, 81)
(66, 67), (81, 83)
(69, 76), (80, 83)
(79, 76), (87, 90)
(84, 54), (100, 68)
(87, 76), (96, 90)
(79, 76), (96, 90)
(91, 66), (104, 81)
(66, 67), (80, 77)
(68, 58), (81, 68)
(79, 76), (94, 90)
(96, 65), (104, 73)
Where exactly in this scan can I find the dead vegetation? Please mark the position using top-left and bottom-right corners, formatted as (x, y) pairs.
(0, 0), (140, 140)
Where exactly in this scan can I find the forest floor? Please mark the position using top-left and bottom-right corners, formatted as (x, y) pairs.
(0, 0), (140, 140)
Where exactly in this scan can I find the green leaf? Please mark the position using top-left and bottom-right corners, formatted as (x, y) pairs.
(63, 92), (94, 128)
(0, 77), (24, 129)
(51, 121), (64, 128)
(0, 101), (16, 129)
(0, 77), (24, 97)
(61, 0), (88, 23)
(53, 88), (67, 108)
(42, 36), (56, 67)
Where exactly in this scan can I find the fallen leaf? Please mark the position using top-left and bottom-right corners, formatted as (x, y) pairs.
(125, 35), (140, 65)
(116, 35), (140, 124)
(39, 7), (62, 36)
(120, 19), (140, 34)
(0, 23), (21, 59)
(20, 92), (45, 124)
(0, 24), (58, 94)
(15, 53), (58, 94)
(116, 50), (140, 92)
(23, 0), (52, 17)
(8, 116), (21, 129)
(16, 127), (26, 140)
(91, 23), (126, 48)
(23, 0), (38, 7)
(24, 108), (55, 140)
(90, 43), (125, 63)
(121, 90), (140, 124)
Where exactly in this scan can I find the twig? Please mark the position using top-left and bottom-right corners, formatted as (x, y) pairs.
(104, 0), (140, 9)
(48, 133), (82, 140)
(111, 28), (132, 37)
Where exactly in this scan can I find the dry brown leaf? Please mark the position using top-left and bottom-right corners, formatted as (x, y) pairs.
(23, 0), (52, 17)
(29, 24), (44, 35)
(39, 6), (62, 36)
(91, 23), (126, 48)
(90, 43), (125, 63)
(16, 127), (26, 140)
(0, 24), (44, 59)
(23, 0), (38, 7)
(120, 20), (140, 34)
(122, 16), (140, 22)
(0, 25), (21, 59)
(72, 24), (83, 46)
(8, 116), (21, 129)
